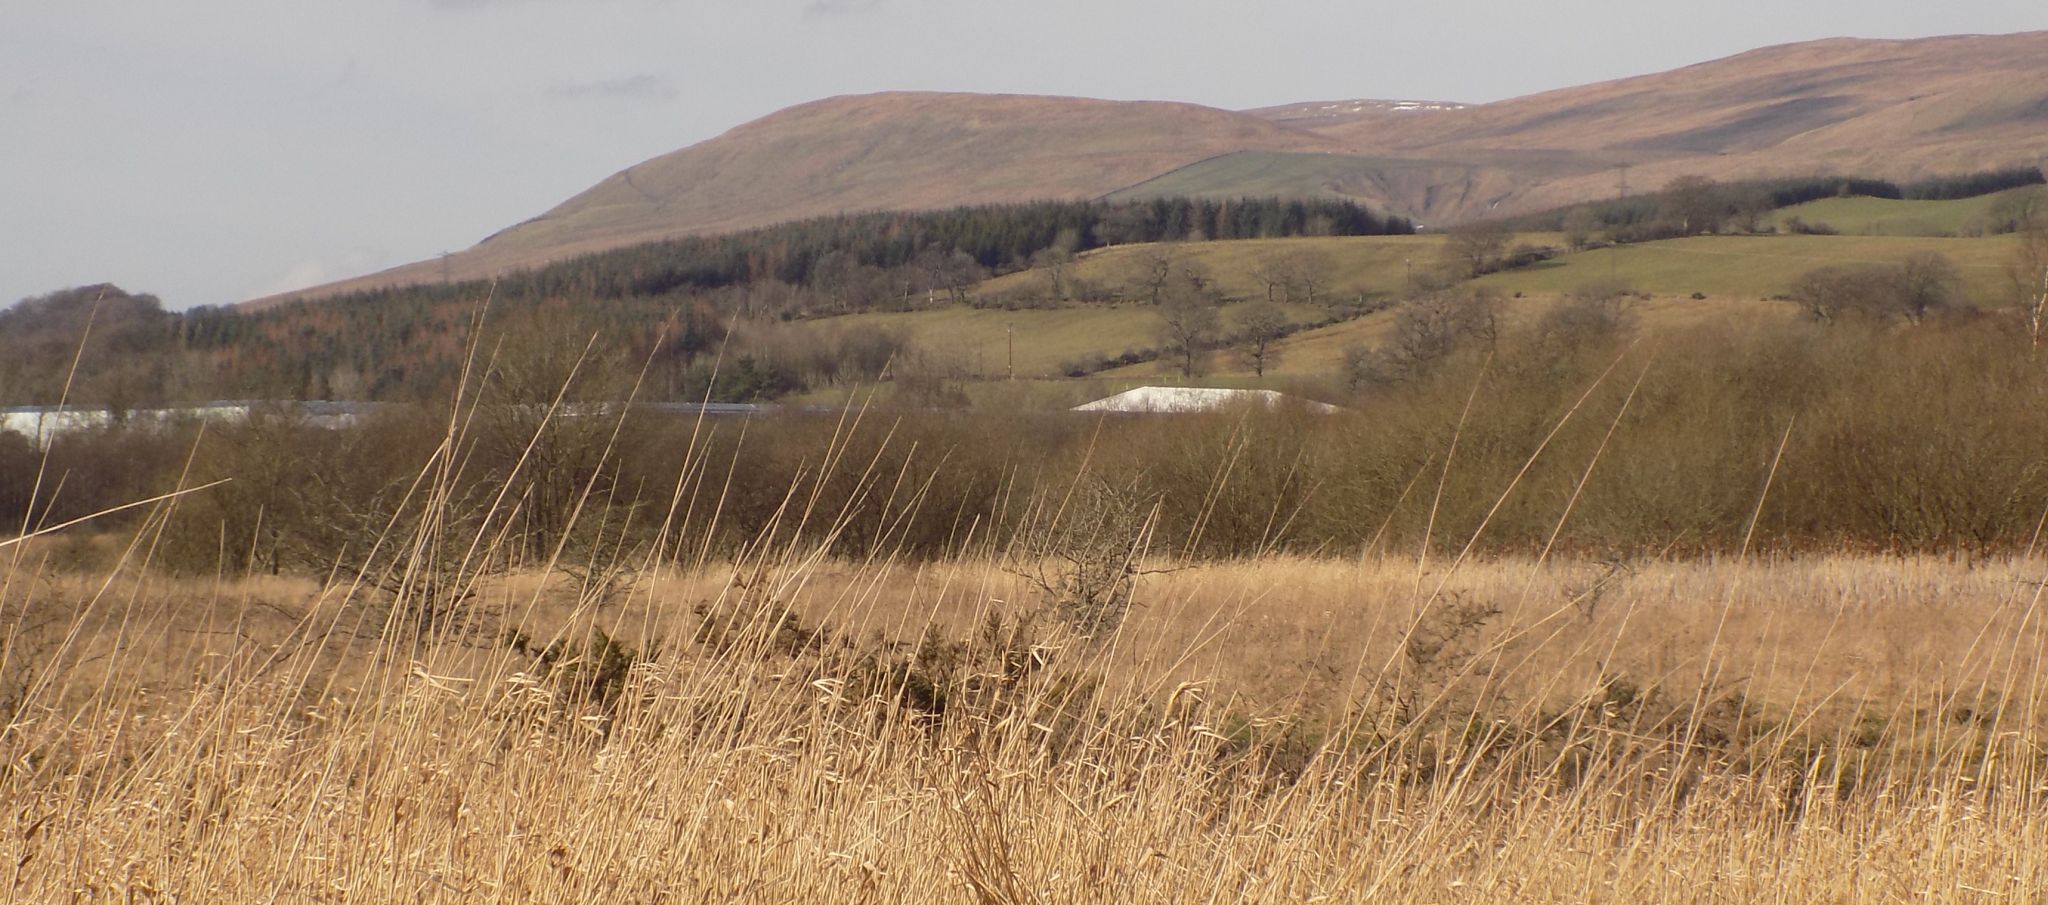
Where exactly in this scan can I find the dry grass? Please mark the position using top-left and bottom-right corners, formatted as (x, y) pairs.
(5, 536), (2046, 902)
(5, 329), (2045, 901)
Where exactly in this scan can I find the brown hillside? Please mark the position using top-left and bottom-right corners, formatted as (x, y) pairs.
(266, 32), (2048, 304)
(1301, 32), (2048, 214)
(271, 93), (1337, 302)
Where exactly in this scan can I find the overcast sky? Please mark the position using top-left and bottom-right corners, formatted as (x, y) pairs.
(4, 2), (2045, 309)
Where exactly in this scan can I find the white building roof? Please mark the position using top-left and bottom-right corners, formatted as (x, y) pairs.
(1071, 386), (1340, 415)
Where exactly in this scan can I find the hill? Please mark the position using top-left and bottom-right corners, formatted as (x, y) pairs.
(277, 94), (1340, 301)
(267, 32), (2048, 304)
(1769, 185), (2047, 237)
(1293, 32), (2048, 216)
(1473, 234), (2021, 302)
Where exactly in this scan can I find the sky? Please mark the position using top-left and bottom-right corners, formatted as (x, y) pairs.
(4, 1), (2045, 310)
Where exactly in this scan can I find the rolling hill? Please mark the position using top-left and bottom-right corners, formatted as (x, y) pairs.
(1768, 185), (2047, 237)
(268, 31), (2048, 304)
(276, 95), (1343, 300)
(1286, 32), (2048, 218)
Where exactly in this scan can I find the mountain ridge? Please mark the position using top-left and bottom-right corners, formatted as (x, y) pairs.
(262, 31), (2048, 305)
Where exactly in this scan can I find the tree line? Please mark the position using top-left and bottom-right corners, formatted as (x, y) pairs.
(0, 197), (1410, 408)
(1510, 165), (2047, 244)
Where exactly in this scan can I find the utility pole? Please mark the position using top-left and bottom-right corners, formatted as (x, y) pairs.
(1610, 163), (1631, 282)
(1006, 323), (1015, 381)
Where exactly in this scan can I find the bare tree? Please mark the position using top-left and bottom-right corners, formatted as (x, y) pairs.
(1133, 243), (1181, 305)
(2014, 221), (2048, 348)
(1660, 175), (1727, 236)
(1346, 291), (1498, 387)
(1280, 249), (1335, 304)
(1791, 266), (1861, 325)
(1157, 281), (1221, 378)
(1793, 256), (1962, 326)
(1561, 208), (1600, 252)
(1007, 476), (1158, 638)
(1030, 228), (1083, 300)
(1234, 302), (1289, 378)
(1248, 253), (1289, 303)
(1444, 222), (1513, 278)
(916, 249), (985, 307)
(1894, 252), (1962, 324)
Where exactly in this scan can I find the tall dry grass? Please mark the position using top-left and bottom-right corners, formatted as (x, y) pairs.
(5, 537), (2047, 900)
(4, 333), (2047, 902)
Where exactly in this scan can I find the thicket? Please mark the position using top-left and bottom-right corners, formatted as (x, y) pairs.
(15, 300), (2048, 570)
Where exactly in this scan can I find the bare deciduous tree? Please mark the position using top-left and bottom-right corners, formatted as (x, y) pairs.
(1157, 282), (1221, 378)
(2013, 223), (2048, 348)
(1133, 244), (1181, 305)
(1279, 249), (1335, 304)
(1235, 302), (1288, 378)
(1029, 228), (1083, 300)
(1444, 222), (1513, 278)
(1345, 291), (1498, 387)
(1895, 252), (1962, 324)
(1660, 175), (1728, 236)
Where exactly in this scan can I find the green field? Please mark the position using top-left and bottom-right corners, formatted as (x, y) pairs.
(980, 235), (1453, 303)
(784, 299), (1332, 382)
(1476, 234), (2021, 302)
(1096, 294), (1803, 381)
(1769, 186), (2042, 237)
(792, 230), (2025, 393)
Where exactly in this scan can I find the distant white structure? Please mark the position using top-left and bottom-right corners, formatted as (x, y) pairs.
(1071, 386), (1341, 415)
(0, 399), (776, 448)
(0, 401), (376, 448)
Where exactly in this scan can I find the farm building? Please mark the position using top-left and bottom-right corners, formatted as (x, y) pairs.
(1071, 386), (1341, 415)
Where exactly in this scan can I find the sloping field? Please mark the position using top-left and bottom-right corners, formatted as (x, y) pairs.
(1476, 235), (2023, 301)
(1769, 186), (2044, 237)
(977, 231), (2021, 381)
(1100, 293), (1802, 381)
(784, 300), (1330, 381)
(979, 235), (1449, 304)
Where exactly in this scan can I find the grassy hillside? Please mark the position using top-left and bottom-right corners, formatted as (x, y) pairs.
(979, 235), (1451, 303)
(1769, 185), (2044, 236)
(1096, 294), (1804, 381)
(801, 231), (2024, 388)
(781, 299), (1330, 382)
(1475, 235), (2022, 301)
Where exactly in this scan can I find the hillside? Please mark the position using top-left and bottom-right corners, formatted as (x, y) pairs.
(1473, 234), (2021, 302)
(280, 94), (1340, 300)
(1769, 185), (2047, 237)
(268, 32), (2048, 304)
(1294, 32), (2048, 215)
